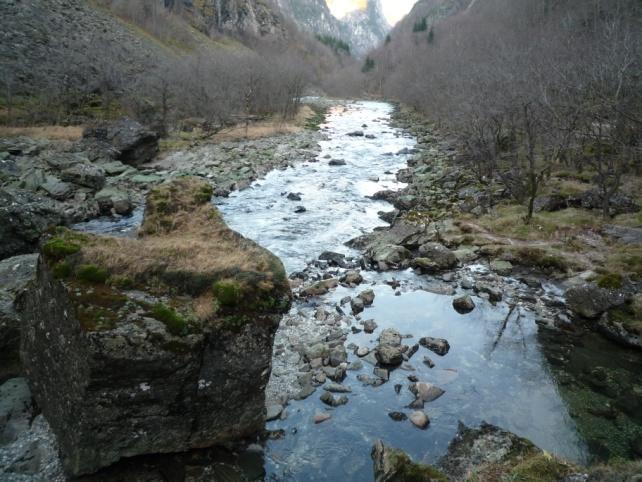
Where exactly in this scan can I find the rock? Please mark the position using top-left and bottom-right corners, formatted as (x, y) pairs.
(305, 343), (330, 361)
(300, 278), (339, 297)
(603, 224), (642, 245)
(94, 188), (133, 215)
(340, 270), (363, 285)
(534, 194), (568, 212)
(409, 411), (430, 429)
(419, 337), (450, 356)
(365, 134), (376, 139)
(358, 289), (375, 306)
(372, 440), (447, 482)
(286, 192), (302, 201)
(411, 382), (445, 402)
(84, 118), (159, 167)
(423, 356), (435, 368)
(40, 176), (73, 200)
(474, 282), (503, 303)
(414, 243), (458, 272)
(357, 374), (385, 387)
(356, 346), (370, 357)
(490, 260), (513, 275)
(314, 412), (331, 424)
(0, 254), (38, 382)
(347, 131), (364, 137)
(319, 251), (346, 267)
(453, 295), (475, 314)
(576, 189), (640, 216)
(0, 377), (33, 443)
(329, 347), (348, 367)
(329, 159), (346, 166)
(351, 297), (365, 314)
(0, 188), (64, 259)
(324, 383), (351, 393)
(565, 282), (628, 319)
(375, 328), (403, 366)
(61, 163), (106, 190)
(388, 411), (407, 421)
(320, 391), (348, 407)
(373, 367), (390, 381)
(294, 205), (306, 213)
(100, 160), (129, 176)
(19, 178), (291, 476)
(266, 404), (283, 421)
(370, 244), (412, 267)
(363, 319), (378, 333)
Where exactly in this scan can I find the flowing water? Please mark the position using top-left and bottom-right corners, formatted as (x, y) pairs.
(74, 101), (598, 479)
(215, 102), (589, 480)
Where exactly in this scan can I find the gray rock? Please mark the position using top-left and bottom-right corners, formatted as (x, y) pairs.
(374, 367), (389, 381)
(388, 412), (407, 422)
(265, 404), (283, 421)
(363, 319), (378, 333)
(0, 254), (38, 382)
(340, 270), (363, 285)
(351, 297), (365, 314)
(95, 187), (133, 215)
(314, 412), (331, 424)
(358, 289), (375, 306)
(320, 391), (348, 407)
(61, 163), (105, 190)
(375, 329), (403, 366)
(414, 243), (457, 272)
(410, 382), (445, 402)
(603, 224), (642, 245)
(329, 347), (348, 367)
(40, 176), (73, 200)
(474, 282), (503, 302)
(324, 383), (351, 393)
(419, 337), (450, 356)
(329, 159), (346, 166)
(565, 282), (628, 319)
(347, 131), (364, 137)
(409, 410), (430, 429)
(84, 118), (159, 167)
(453, 295), (475, 314)
(370, 244), (412, 267)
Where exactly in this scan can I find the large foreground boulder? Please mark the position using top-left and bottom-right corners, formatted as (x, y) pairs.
(20, 178), (291, 476)
(0, 254), (38, 382)
(84, 118), (159, 167)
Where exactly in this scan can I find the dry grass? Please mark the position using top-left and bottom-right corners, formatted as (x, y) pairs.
(0, 125), (84, 141)
(212, 105), (315, 142)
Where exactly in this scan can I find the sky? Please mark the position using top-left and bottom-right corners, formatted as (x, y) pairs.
(326, 0), (417, 25)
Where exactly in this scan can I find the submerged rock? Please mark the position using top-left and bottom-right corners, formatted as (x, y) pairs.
(409, 410), (430, 429)
(419, 337), (450, 356)
(20, 178), (291, 476)
(375, 328), (404, 366)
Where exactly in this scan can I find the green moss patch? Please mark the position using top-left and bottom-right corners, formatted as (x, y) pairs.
(43, 238), (81, 260)
(212, 280), (242, 307)
(386, 449), (448, 482)
(508, 453), (575, 481)
(150, 303), (188, 336)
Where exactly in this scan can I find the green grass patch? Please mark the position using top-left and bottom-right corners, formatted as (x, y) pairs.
(212, 280), (242, 307)
(43, 238), (81, 260)
(150, 303), (188, 336)
(52, 260), (73, 279)
(76, 264), (109, 284)
(596, 273), (623, 289)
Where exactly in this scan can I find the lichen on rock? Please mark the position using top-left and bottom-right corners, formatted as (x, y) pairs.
(20, 177), (291, 476)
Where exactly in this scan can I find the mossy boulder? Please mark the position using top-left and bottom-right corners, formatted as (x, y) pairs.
(372, 440), (448, 482)
(20, 177), (291, 476)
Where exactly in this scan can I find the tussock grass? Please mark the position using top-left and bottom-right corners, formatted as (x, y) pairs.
(0, 125), (83, 141)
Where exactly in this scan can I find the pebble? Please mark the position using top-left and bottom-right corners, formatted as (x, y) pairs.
(314, 412), (331, 424)
(409, 411), (430, 429)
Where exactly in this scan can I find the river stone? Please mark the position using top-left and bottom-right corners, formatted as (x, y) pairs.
(490, 260), (513, 275)
(286, 192), (302, 201)
(341, 270), (363, 285)
(409, 411), (430, 429)
(358, 289), (375, 306)
(416, 243), (458, 271)
(325, 383), (351, 393)
(474, 282), (503, 303)
(320, 391), (348, 407)
(61, 163), (105, 190)
(347, 131), (364, 137)
(453, 295), (475, 314)
(314, 412), (331, 424)
(94, 187), (133, 215)
(329, 347), (348, 367)
(329, 159), (346, 166)
(300, 279), (338, 297)
(375, 329), (403, 366)
(371, 244), (412, 266)
(351, 296), (365, 314)
(411, 382), (445, 402)
(419, 337), (450, 356)
(266, 404), (283, 421)
(0, 254), (38, 382)
(363, 319), (378, 333)
(319, 251), (346, 267)
(388, 412), (407, 422)
(356, 346), (370, 357)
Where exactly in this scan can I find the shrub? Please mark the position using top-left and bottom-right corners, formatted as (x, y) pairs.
(76, 264), (109, 284)
(212, 280), (242, 307)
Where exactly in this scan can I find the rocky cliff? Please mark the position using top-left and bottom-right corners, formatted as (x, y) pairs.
(276, 0), (390, 55)
(20, 177), (291, 476)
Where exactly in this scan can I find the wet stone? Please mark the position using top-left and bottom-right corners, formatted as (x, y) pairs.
(363, 319), (378, 333)
(320, 391), (348, 407)
(388, 412), (407, 422)
(409, 411), (430, 429)
(419, 337), (450, 356)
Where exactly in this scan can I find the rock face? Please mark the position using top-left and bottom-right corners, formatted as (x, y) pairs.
(0, 188), (64, 260)
(0, 255), (38, 382)
(565, 282), (628, 319)
(20, 177), (291, 476)
(83, 118), (159, 168)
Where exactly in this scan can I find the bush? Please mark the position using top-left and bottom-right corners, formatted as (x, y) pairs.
(76, 264), (109, 284)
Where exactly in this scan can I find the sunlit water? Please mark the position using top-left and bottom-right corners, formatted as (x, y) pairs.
(74, 101), (590, 479)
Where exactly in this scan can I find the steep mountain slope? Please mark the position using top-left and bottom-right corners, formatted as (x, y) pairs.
(276, 0), (390, 55)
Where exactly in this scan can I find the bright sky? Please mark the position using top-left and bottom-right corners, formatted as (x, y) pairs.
(327, 0), (417, 25)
